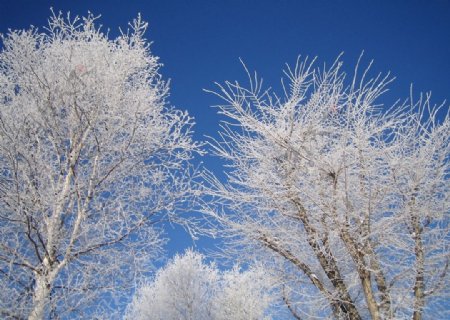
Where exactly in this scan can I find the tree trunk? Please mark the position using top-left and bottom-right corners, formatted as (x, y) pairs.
(360, 273), (381, 320)
(28, 274), (51, 320)
(412, 217), (425, 320)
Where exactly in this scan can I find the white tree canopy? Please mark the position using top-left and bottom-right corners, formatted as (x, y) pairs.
(125, 249), (275, 320)
(0, 11), (202, 319)
(205, 56), (449, 319)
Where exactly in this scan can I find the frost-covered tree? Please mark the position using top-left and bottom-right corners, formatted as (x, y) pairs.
(205, 56), (449, 319)
(213, 264), (274, 320)
(125, 250), (218, 320)
(0, 12), (202, 319)
(125, 250), (274, 320)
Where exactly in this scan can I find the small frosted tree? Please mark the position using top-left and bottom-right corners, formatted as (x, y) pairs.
(205, 56), (449, 319)
(0, 12), (202, 319)
(125, 250), (275, 320)
(213, 264), (274, 320)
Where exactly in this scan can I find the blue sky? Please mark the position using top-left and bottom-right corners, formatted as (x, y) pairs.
(1, 0), (449, 258)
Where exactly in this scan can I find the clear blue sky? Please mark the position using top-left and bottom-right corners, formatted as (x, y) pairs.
(1, 0), (449, 258)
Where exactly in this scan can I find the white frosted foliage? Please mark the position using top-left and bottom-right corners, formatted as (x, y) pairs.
(126, 250), (275, 320)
